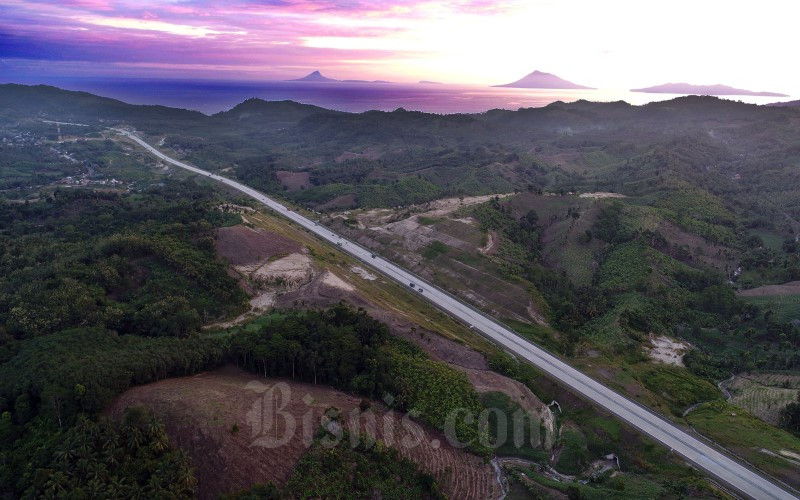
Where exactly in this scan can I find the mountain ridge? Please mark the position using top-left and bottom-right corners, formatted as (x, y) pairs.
(289, 71), (393, 84)
(494, 70), (594, 89)
(632, 82), (788, 97)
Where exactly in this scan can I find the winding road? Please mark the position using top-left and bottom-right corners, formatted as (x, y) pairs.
(118, 129), (797, 500)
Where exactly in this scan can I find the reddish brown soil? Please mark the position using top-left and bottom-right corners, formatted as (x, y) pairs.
(215, 225), (301, 266)
(106, 366), (498, 499)
(738, 281), (800, 297)
(275, 171), (311, 191)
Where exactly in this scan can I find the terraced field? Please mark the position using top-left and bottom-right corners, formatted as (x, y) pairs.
(728, 372), (800, 425)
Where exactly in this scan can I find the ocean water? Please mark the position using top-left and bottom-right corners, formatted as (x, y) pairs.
(4, 76), (792, 115)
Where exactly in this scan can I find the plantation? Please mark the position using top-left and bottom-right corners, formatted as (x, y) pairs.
(728, 372), (800, 425)
(229, 305), (488, 454)
(228, 432), (443, 500)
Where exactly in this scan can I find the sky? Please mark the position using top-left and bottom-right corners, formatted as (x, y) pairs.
(1, 0), (798, 92)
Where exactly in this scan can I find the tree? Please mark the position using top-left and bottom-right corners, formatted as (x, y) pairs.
(780, 396), (800, 433)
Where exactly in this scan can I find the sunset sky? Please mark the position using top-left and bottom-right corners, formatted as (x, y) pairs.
(1, 0), (798, 92)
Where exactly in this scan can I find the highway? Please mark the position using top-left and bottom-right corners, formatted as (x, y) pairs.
(119, 129), (797, 500)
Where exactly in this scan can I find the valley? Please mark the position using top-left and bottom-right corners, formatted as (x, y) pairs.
(2, 84), (800, 499)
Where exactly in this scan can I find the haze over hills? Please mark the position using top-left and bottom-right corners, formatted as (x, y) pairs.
(494, 70), (594, 89)
(632, 82), (789, 97)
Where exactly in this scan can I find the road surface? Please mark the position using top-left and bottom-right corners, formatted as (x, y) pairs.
(119, 129), (797, 500)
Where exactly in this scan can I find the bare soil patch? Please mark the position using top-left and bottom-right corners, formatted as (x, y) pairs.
(320, 270), (355, 292)
(275, 171), (311, 191)
(739, 281), (800, 297)
(478, 230), (500, 255)
(106, 366), (498, 500)
(216, 225), (300, 266)
(646, 335), (689, 367)
(246, 253), (313, 289)
(578, 192), (626, 199)
(350, 265), (377, 280)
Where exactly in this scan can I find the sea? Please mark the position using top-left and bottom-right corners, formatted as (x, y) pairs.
(3, 76), (793, 115)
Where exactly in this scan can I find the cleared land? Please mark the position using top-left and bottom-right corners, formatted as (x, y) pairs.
(739, 281), (800, 297)
(216, 224), (300, 266)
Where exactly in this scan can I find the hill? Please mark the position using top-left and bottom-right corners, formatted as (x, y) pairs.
(770, 99), (800, 107)
(211, 98), (340, 128)
(494, 70), (594, 89)
(632, 82), (788, 97)
(288, 70), (338, 82)
(288, 71), (393, 84)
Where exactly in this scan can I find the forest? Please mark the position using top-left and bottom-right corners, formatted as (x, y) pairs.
(229, 305), (487, 453)
(0, 177), (248, 497)
(2, 83), (800, 496)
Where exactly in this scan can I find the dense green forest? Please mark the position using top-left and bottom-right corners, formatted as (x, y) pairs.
(229, 305), (487, 453)
(3, 407), (197, 498)
(0, 178), (248, 497)
(0, 182), (246, 343)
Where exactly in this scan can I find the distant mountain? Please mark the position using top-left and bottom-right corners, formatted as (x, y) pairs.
(419, 80), (442, 85)
(494, 70), (594, 89)
(289, 71), (338, 82)
(632, 83), (788, 97)
(288, 71), (393, 84)
(768, 99), (800, 107)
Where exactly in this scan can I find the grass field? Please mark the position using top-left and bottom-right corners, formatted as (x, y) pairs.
(686, 401), (800, 487)
(739, 294), (800, 324)
(749, 229), (787, 252)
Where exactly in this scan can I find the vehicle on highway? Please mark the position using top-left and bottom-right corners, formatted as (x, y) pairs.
(417, 288), (424, 293)
(122, 130), (798, 500)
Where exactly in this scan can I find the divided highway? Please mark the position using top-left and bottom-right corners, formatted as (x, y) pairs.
(119, 129), (796, 500)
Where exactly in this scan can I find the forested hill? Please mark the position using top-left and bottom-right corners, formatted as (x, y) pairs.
(0, 84), (204, 125)
(3, 84), (800, 217)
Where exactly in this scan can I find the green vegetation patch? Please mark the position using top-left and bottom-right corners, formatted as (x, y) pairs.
(230, 305), (488, 455)
(421, 240), (449, 259)
(228, 433), (442, 500)
(2, 407), (196, 499)
(686, 401), (800, 482)
(636, 366), (720, 414)
(597, 241), (651, 292)
(481, 392), (548, 461)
